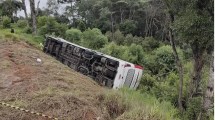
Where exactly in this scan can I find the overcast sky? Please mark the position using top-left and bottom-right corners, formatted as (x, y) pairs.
(17, 0), (70, 17)
(17, 0), (48, 17)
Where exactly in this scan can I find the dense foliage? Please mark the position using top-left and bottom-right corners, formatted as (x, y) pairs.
(2, 16), (11, 28)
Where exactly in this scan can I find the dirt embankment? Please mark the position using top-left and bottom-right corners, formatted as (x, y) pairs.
(0, 40), (109, 120)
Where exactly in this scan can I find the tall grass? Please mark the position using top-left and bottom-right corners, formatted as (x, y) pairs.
(102, 88), (180, 120)
(0, 28), (44, 49)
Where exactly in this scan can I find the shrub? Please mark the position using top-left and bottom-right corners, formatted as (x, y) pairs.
(23, 26), (32, 34)
(101, 43), (144, 64)
(142, 37), (160, 51)
(105, 31), (113, 42)
(154, 45), (184, 73)
(101, 42), (127, 58)
(82, 28), (108, 49)
(17, 20), (28, 28)
(37, 16), (56, 28)
(123, 44), (144, 64)
(38, 21), (68, 37)
(185, 97), (202, 120)
(55, 23), (67, 37)
(77, 20), (86, 32)
(37, 16), (68, 37)
(124, 34), (133, 45)
(113, 29), (124, 45)
(2, 16), (11, 28)
(119, 20), (137, 35)
(65, 28), (82, 43)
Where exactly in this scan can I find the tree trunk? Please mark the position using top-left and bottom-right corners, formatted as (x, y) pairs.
(22, 0), (28, 19)
(189, 44), (205, 98)
(197, 52), (213, 120)
(29, 0), (37, 35)
(169, 28), (184, 112)
(167, 10), (184, 111)
(36, 0), (40, 16)
(110, 12), (114, 40)
(120, 9), (124, 23)
(203, 52), (214, 117)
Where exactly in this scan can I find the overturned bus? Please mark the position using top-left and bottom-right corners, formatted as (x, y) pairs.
(43, 36), (143, 89)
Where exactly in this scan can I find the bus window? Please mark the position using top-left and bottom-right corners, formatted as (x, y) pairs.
(124, 69), (135, 87)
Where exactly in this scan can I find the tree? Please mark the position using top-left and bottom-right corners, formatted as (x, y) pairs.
(29, 0), (37, 35)
(112, 29), (124, 45)
(200, 52), (214, 120)
(21, 0), (28, 19)
(46, 0), (59, 15)
(65, 28), (82, 43)
(173, 0), (213, 99)
(119, 20), (137, 35)
(0, 0), (23, 19)
(2, 16), (11, 28)
(163, 0), (184, 112)
(82, 28), (108, 49)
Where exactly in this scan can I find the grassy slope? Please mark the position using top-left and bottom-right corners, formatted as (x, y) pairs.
(0, 28), (180, 120)
(0, 27), (44, 48)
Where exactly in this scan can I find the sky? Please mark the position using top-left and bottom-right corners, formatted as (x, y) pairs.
(17, 0), (48, 17)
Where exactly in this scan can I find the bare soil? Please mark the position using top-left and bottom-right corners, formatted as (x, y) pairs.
(0, 40), (109, 120)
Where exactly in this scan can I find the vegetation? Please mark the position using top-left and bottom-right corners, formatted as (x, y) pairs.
(101, 88), (179, 120)
(0, 0), (213, 119)
(2, 16), (11, 28)
(65, 28), (82, 43)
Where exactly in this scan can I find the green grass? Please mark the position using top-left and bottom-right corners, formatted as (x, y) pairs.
(102, 88), (180, 120)
(0, 27), (44, 49)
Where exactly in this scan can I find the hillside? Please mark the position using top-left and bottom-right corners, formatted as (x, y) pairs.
(0, 39), (109, 120)
(0, 33), (180, 120)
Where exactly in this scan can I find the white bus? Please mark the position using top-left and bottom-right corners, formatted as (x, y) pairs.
(43, 36), (143, 89)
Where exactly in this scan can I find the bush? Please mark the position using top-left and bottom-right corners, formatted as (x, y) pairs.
(142, 37), (160, 51)
(55, 23), (67, 37)
(185, 97), (202, 120)
(37, 16), (56, 28)
(119, 20), (137, 35)
(101, 43), (144, 64)
(82, 28), (108, 49)
(113, 29), (124, 45)
(101, 42), (128, 58)
(105, 31), (112, 42)
(38, 19), (68, 37)
(124, 34), (133, 45)
(122, 44), (144, 64)
(17, 20), (28, 28)
(77, 20), (86, 32)
(2, 16), (11, 28)
(23, 26), (32, 34)
(154, 45), (184, 73)
(65, 28), (82, 43)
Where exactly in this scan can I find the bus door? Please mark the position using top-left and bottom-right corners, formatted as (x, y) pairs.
(123, 65), (135, 88)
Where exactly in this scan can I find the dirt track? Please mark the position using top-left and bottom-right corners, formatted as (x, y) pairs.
(0, 40), (109, 120)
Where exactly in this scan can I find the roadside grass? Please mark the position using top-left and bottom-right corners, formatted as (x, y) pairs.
(0, 27), (44, 49)
(102, 88), (180, 120)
